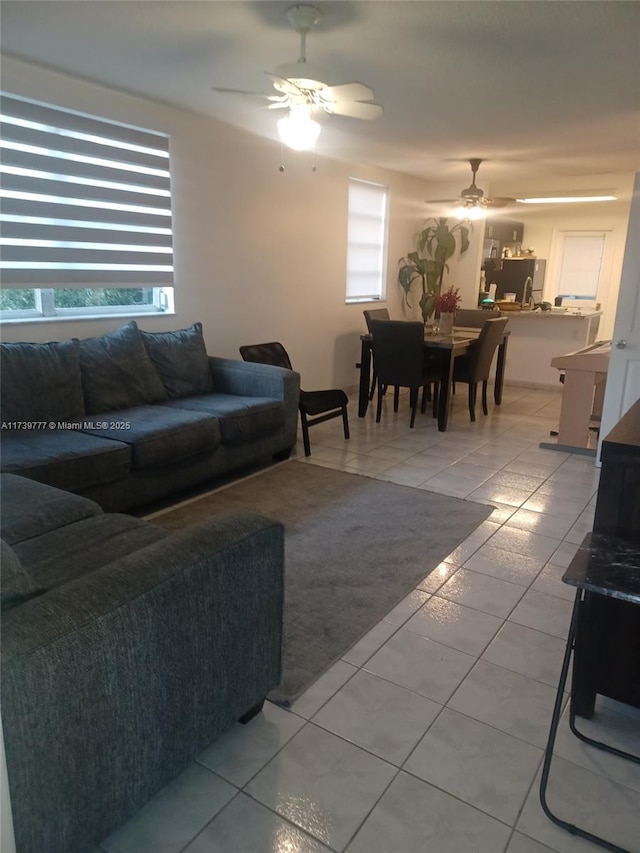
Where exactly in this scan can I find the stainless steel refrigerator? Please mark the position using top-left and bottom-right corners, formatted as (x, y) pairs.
(490, 258), (546, 303)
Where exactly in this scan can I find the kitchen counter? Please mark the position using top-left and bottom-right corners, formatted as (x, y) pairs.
(499, 311), (603, 387)
(500, 309), (601, 320)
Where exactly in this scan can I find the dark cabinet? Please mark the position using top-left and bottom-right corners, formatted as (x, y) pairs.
(485, 219), (524, 245)
(572, 399), (640, 717)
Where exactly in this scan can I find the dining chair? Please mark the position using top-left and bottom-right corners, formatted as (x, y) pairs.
(451, 317), (509, 421)
(239, 341), (349, 457)
(454, 307), (501, 328)
(369, 319), (440, 428)
(363, 308), (400, 410)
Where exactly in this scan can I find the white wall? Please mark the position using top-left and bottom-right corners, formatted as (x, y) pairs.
(3, 56), (480, 389)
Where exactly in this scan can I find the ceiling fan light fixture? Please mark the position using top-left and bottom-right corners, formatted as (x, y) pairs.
(517, 195), (617, 204)
(453, 203), (486, 221)
(277, 106), (321, 150)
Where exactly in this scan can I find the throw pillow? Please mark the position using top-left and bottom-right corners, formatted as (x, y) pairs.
(0, 338), (85, 423)
(0, 539), (45, 611)
(140, 322), (214, 399)
(79, 321), (167, 415)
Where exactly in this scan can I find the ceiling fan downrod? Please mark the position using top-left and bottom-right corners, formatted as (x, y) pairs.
(286, 3), (321, 63)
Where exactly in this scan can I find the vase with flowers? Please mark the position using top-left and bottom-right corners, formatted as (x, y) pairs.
(433, 286), (461, 335)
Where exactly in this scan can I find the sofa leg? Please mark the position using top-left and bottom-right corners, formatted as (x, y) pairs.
(238, 698), (265, 724)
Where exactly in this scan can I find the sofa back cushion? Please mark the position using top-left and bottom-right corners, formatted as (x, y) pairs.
(0, 338), (85, 423)
(79, 321), (167, 414)
(0, 539), (44, 611)
(140, 322), (214, 399)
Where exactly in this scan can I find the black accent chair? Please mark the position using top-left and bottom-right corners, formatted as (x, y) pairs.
(239, 342), (349, 457)
(363, 308), (400, 410)
(451, 317), (509, 421)
(369, 320), (440, 428)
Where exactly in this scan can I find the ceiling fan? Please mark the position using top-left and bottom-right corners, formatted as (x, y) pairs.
(427, 159), (618, 216)
(212, 4), (383, 150)
(426, 159), (516, 219)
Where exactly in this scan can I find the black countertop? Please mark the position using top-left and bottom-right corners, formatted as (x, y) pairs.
(563, 532), (640, 604)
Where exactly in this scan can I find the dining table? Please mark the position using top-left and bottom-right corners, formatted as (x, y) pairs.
(357, 325), (510, 431)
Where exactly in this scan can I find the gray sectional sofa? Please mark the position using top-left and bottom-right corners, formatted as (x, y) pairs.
(0, 320), (300, 511)
(0, 472), (285, 853)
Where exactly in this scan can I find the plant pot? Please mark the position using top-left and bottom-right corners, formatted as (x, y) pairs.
(438, 312), (454, 335)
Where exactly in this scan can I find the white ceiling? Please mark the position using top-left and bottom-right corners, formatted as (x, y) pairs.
(2, 0), (639, 199)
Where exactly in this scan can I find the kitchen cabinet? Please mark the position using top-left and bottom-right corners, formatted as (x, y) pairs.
(485, 218), (524, 246)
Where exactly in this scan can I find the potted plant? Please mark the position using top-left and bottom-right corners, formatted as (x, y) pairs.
(398, 217), (471, 323)
(434, 285), (462, 334)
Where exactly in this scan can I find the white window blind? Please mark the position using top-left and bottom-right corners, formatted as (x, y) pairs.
(345, 178), (388, 302)
(0, 92), (174, 289)
(557, 234), (605, 301)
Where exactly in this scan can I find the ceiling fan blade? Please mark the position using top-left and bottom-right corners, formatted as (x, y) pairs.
(322, 82), (375, 102)
(425, 198), (459, 204)
(266, 102), (290, 110)
(211, 87), (268, 97)
(323, 100), (383, 120)
(487, 197), (516, 208)
(265, 73), (304, 96)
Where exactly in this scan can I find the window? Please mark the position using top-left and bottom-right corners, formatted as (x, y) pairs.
(345, 178), (389, 303)
(553, 232), (609, 307)
(0, 92), (174, 320)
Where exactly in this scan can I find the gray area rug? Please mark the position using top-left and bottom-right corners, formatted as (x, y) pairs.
(153, 461), (491, 705)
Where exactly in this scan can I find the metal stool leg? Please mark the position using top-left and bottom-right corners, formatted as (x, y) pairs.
(539, 590), (635, 853)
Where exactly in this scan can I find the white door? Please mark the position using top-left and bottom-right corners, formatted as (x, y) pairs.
(598, 172), (640, 458)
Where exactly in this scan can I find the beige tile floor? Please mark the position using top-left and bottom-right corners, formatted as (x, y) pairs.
(98, 384), (640, 853)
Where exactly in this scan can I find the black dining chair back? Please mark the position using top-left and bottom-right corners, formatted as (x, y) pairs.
(454, 308), (501, 328)
(239, 341), (349, 457)
(452, 317), (509, 421)
(369, 319), (440, 428)
(363, 308), (390, 331)
(363, 308), (400, 407)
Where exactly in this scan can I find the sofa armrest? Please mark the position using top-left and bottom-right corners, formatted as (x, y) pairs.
(1, 510), (284, 853)
(209, 355), (300, 403)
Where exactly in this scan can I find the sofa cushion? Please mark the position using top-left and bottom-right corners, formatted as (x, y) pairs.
(0, 338), (85, 422)
(0, 539), (45, 610)
(14, 513), (167, 590)
(162, 393), (285, 445)
(81, 405), (221, 469)
(0, 431), (131, 495)
(140, 322), (214, 399)
(79, 321), (167, 415)
(0, 473), (103, 545)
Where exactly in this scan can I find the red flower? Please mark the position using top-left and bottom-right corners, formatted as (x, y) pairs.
(434, 286), (462, 314)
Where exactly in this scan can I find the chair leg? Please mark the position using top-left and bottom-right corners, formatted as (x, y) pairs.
(468, 384), (477, 422)
(431, 383), (439, 418)
(300, 410), (312, 456)
(369, 367), (377, 401)
(482, 380), (489, 416)
(376, 381), (383, 423)
(409, 388), (418, 428)
(393, 386), (400, 412)
(341, 405), (350, 439)
(421, 386), (428, 414)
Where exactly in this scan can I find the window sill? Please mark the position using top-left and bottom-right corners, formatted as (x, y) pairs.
(0, 310), (176, 326)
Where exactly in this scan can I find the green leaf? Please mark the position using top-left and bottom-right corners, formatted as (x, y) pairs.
(419, 291), (436, 322)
